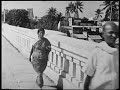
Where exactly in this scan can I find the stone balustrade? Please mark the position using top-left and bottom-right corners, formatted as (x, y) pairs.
(2, 23), (98, 89)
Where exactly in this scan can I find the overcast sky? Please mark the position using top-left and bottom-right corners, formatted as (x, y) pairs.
(2, 1), (105, 19)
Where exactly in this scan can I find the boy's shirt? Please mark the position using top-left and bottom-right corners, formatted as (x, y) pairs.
(83, 41), (119, 89)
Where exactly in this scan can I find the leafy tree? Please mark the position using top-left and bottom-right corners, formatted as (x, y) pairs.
(100, 1), (119, 21)
(29, 19), (38, 29)
(5, 9), (30, 27)
(37, 7), (64, 30)
(67, 1), (84, 18)
(35, 16), (38, 21)
(47, 7), (57, 21)
(60, 18), (69, 26)
(56, 12), (64, 23)
(47, 7), (58, 29)
(37, 15), (54, 30)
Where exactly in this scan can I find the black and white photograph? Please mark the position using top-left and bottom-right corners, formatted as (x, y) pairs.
(2, 1), (119, 90)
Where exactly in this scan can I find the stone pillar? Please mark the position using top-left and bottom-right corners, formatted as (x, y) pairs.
(76, 64), (82, 81)
(63, 57), (69, 73)
(53, 53), (57, 66)
(66, 55), (74, 78)
(66, 60), (74, 82)
(58, 55), (62, 69)
(69, 61), (74, 76)
(55, 51), (60, 66)
(73, 62), (76, 77)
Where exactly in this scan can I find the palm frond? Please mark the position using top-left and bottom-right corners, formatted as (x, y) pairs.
(101, 4), (110, 11)
(79, 8), (83, 13)
(99, 15), (102, 17)
(79, 7), (83, 9)
(68, 2), (75, 13)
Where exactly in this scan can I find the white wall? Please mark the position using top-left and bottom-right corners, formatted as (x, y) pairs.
(2, 23), (98, 89)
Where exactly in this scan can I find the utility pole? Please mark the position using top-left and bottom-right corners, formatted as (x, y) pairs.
(4, 9), (5, 23)
(3, 2), (7, 23)
(110, 1), (113, 21)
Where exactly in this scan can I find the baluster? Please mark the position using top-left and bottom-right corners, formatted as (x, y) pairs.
(53, 51), (57, 66)
(63, 55), (69, 73)
(58, 55), (62, 69)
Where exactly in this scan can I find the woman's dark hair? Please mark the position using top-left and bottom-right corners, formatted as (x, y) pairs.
(37, 28), (45, 34)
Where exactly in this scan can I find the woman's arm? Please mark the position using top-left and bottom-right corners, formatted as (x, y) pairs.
(46, 45), (51, 55)
(45, 39), (51, 55)
(29, 46), (34, 62)
(84, 75), (92, 90)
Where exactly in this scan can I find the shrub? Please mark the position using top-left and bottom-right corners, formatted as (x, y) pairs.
(5, 9), (30, 28)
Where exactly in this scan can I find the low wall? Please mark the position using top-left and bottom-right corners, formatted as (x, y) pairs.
(2, 23), (98, 89)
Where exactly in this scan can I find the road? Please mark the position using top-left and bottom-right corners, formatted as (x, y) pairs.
(2, 35), (57, 89)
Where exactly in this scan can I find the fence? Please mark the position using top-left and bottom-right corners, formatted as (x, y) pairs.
(2, 23), (97, 89)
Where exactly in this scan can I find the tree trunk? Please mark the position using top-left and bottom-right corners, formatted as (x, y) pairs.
(110, 2), (112, 21)
(4, 9), (5, 22)
(74, 10), (79, 18)
(65, 11), (71, 18)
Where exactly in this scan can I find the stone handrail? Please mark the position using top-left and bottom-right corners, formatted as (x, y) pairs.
(2, 23), (98, 89)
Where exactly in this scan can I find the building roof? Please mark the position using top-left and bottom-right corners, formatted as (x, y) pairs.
(74, 34), (87, 39)
(88, 35), (102, 40)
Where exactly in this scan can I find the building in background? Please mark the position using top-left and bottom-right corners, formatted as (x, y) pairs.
(3, 9), (9, 22)
(27, 8), (34, 19)
(34, 16), (41, 21)
(4, 9), (8, 14)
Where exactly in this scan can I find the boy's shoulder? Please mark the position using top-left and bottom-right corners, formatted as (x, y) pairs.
(93, 42), (110, 57)
(91, 45), (104, 57)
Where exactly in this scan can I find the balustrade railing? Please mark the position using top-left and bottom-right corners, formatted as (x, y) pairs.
(2, 23), (97, 89)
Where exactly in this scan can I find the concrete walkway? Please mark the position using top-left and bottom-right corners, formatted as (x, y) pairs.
(2, 36), (57, 89)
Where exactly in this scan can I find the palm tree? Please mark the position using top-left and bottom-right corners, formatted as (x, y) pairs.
(56, 12), (64, 22)
(100, 1), (119, 21)
(68, 1), (84, 18)
(65, 6), (71, 18)
(47, 7), (58, 30)
(115, 1), (119, 20)
(47, 7), (57, 21)
(95, 9), (103, 21)
(74, 1), (84, 18)
(56, 12), (63, 31)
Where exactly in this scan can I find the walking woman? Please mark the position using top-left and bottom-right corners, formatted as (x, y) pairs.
(29, 28), (51, 88)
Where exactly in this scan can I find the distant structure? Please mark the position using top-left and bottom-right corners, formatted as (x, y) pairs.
(89, 17), (94, 20)
(27, 8), (34, 19)
(3, 9), (9, 22)
(35, 16), (38, 21)
(63, 17), (102, 42)
(5, 9), (9, 13)
(34, 16), (41, 21)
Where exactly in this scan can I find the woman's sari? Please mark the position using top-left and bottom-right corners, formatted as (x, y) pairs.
(31, 37), (51, 73)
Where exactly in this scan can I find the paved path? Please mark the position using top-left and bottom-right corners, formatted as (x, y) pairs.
(2, 36), (57, 89)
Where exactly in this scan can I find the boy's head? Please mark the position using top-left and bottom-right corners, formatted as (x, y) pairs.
(102, 21), (119, 47)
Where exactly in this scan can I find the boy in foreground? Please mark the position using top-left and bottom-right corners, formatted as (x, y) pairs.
(83, 22), (119, 90)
